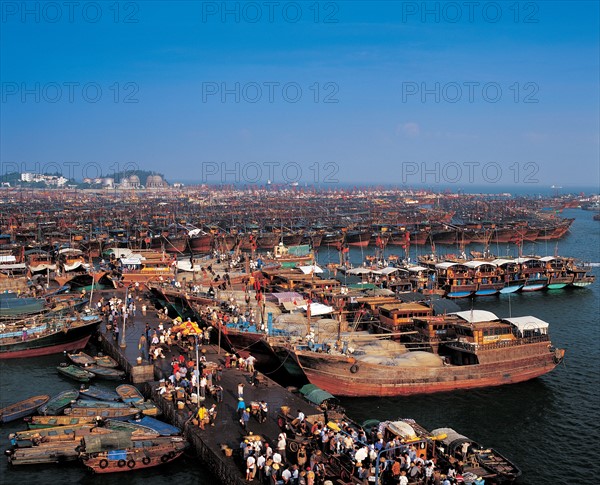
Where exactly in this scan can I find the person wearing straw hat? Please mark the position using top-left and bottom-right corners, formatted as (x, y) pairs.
(241, 407), (250, 431)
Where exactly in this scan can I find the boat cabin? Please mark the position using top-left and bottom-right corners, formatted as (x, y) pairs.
(375, 302), (432, 335)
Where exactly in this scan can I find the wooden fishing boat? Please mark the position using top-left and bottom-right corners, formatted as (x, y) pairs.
(126, 416), (181, 436)
(6, 441), (82, 465)
(56, 364), (95, 382)
(38, 389), (80, 416)
(64, 406), (140, 420)
(26, 415), (99, 429)
(79, 385), (121, 402)
(0, 394), (50, 424)
(284, 310), (564, 397)
(432, 427), (521, 483)
(85, 365), (126, 380)
(80, 433), (187, 473)
(94, 353), (119, 368)
(72, 399), (132, 409)
(10, 423), (98, 441)
(116, 384), (144, 404)
(67, 351), (96, 366)
(0, 314), (101, 359)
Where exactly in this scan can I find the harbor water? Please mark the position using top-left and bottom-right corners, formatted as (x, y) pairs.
(0, 208), (598, 484)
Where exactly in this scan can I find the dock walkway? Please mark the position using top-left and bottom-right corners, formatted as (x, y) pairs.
(94, 287), (333, 485)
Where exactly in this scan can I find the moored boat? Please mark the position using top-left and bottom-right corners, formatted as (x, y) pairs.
(72, 399), (132, 409)
(85, 365), (126, 380)
(116, 384), (144, 404)
(26, 415), (100, 429)
(0, 315), (101, 359)
(126, 415), (181, 436)
(64, 406), (140, 420)
(285, 310), (564, 397)
(94, 353), (119, 368)
(38, 389), (80, 416)
(79, 385), (121, 402)
(0, 395), (50, 424)
(432, 427), (521, 482)
(56, 364), (95, 383)
(80, 433), (187, 473)
(67, 351), (96, 366)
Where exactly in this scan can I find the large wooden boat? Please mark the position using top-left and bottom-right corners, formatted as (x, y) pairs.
(0, 315), (101, 359)
(0, 395), (50, 424)
(287, 310), (564, 397)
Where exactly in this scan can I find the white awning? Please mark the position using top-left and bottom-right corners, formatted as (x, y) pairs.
(515, 257), (537, 263)
(464, 260), (496, 268)
(377, 267), (400, 275)
(298, 265), (323, 274)
(300, 303), (334, 316)
(121, 257), (143, 265)
(492, 259), (516, 266)
(451, 310), (499, 323)
(435, 262), (458, 269)
(504, 316), (550, 334)
(347, 267), (373, 275)
(406, 265), (429, 272)
(539, 256), (556, 262)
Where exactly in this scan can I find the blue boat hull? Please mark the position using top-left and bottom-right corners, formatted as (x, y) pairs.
(127, 415), (181, 436)
(447, 291), (473, 299)
(499, 285), (523, 294)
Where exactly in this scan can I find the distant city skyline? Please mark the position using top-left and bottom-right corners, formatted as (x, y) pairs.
(1, 2), (598, 188)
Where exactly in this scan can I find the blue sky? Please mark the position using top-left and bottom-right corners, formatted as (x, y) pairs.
(1, 1), (599, 190)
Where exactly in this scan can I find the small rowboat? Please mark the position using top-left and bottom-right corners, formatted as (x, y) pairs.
(11, 423), (97, 441)
(85, 365), (126, 381)
(94, 353), (119, 368)
(38, 389), (80, 416)
(65, 406), (140, 420)
(116, 384), (144, 404)
(104, 419), (159, 435)
(0, 395), (50, 424)
(6, 441), (82, 465)
(67, 351), (96, 366)
(57, 364), (95, 382)
(26, 415), (100, 429)
(72, 399), (132, 409)
(79, 386), (120, 402)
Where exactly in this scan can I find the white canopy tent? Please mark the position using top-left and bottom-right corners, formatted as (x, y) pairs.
(504, 316), (550, 336)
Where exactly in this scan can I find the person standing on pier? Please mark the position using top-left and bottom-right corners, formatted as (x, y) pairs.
(138, 334), (148, 361)
(200, 375), (207, 399)
(196, 403), (208, 430)
(237, 397), (246, 418)
(208, 403), (217, 427)
(238, 382), (245, 399)
(240, 407), (250, 431)
(246, 354), (256, 374)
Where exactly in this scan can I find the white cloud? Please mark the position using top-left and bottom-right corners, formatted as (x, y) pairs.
(397, 122), (420, 138)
